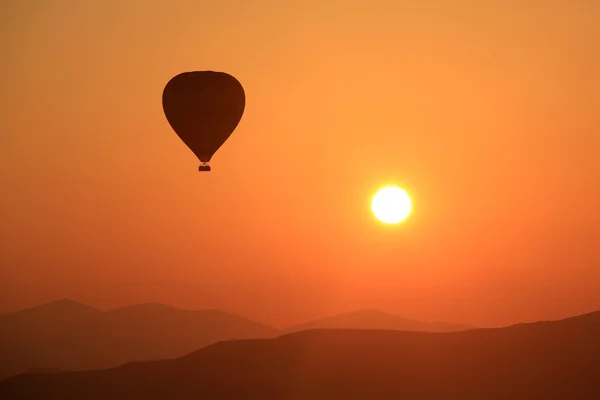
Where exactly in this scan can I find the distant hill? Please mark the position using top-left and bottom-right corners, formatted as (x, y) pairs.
(2, 310), (599, 399)
(283, 309), (474, 333)
(0, 299), (279, 380)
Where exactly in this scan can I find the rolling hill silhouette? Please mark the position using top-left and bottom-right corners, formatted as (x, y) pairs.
(1, 310), (599, 399)
(0, 299), (278, 380)
(283, 309), (474, 333)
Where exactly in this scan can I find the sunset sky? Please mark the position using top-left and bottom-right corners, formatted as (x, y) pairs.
(1, 0), (598, 328)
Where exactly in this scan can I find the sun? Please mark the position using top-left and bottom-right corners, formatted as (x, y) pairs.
(371, 186), (412, 224)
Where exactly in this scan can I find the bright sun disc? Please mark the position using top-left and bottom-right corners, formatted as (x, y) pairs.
(371, 186), (412, 224)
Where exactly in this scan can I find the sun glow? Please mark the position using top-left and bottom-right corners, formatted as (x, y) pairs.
(371, 186), (412, 224)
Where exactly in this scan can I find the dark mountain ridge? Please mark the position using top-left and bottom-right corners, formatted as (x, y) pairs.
(2, 309), (599, 399)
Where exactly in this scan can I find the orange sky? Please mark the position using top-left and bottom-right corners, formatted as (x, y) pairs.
(1, 0), (599, 328)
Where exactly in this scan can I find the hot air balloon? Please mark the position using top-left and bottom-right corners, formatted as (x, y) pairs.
(162, 71), (246, 171)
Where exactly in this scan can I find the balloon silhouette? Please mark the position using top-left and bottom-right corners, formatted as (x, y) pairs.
(162, 71), (246, 171)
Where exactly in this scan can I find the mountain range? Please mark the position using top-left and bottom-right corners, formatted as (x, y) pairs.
(0, 299), (278, 380)
(1, 309), (599, 399)
(0, 300), (473, 380)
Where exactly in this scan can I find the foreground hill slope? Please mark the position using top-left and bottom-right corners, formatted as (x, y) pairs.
(2, 310), (599, 399)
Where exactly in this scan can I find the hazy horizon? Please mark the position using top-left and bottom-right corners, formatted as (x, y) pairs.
(0, 294), (596, 331)
(0, 297), (483, 331)
(2, 0), (599, 329)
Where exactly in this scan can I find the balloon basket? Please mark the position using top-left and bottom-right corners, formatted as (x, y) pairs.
(199, 163), (211, 172)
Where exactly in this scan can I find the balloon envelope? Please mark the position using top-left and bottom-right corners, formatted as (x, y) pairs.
(162, 71), (245, 169)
